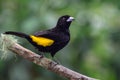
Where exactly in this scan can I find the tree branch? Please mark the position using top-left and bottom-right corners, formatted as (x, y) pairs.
(1, 34), (98, 80)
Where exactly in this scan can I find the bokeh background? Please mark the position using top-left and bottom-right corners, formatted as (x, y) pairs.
(0, 0), (120, 80)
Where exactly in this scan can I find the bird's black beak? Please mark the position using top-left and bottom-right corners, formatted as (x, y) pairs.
(67, 17), (75, 22)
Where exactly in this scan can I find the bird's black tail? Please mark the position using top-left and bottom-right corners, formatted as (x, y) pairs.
(4, 31), (30, 38)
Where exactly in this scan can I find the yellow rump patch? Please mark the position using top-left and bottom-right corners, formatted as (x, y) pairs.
(30, 35), (54, 47)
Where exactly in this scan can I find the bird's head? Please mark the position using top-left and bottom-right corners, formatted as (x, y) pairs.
(56, 15), (74, 29)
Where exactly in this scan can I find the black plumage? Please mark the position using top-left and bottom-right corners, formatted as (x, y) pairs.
(4, 15), (74, 57)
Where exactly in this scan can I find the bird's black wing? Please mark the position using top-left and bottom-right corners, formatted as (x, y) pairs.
(33, 29), (56, 39)
(33, 29), (69, 44)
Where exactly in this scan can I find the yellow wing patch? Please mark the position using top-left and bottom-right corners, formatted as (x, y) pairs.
(30, 35), (54, 47)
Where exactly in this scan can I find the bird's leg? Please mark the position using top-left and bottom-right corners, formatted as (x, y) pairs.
(39, 52), (44, 58)
(52, 56), (61, 65)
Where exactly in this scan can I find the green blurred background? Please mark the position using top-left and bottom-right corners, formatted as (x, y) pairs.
(0, 0), (120, 80)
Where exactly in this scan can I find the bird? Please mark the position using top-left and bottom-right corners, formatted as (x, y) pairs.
(4, 15), (74, 57)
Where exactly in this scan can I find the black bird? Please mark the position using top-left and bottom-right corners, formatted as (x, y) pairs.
(4, 15), (74, 57)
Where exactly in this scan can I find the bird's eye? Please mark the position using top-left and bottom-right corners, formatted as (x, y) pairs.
(62, 18), (66, 21)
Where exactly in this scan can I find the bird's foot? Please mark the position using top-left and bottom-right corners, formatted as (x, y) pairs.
(52, 57), (61, 65)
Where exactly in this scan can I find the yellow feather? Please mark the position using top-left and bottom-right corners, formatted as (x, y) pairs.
(30, 35), (54, 47)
